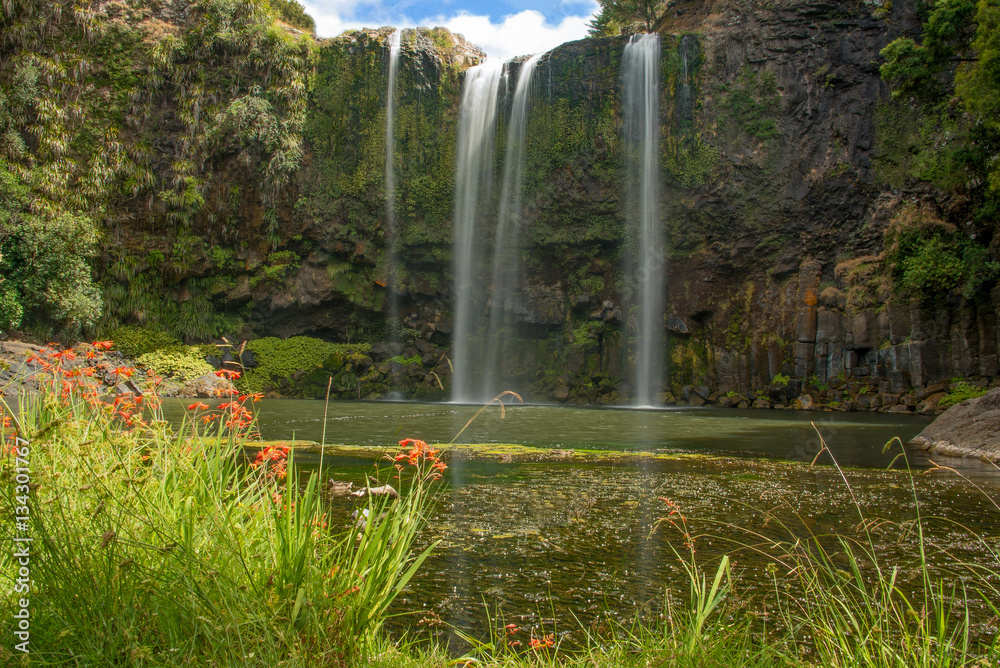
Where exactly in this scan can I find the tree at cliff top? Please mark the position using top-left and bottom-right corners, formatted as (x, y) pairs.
(269, 0), (315, 33)
(589, 0), (665, 36)
(879, 0), (997, 204)
(877, 0), (1000, 302)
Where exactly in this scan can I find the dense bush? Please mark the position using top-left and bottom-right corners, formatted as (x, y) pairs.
(939, 380), (989, 408)
(885, 212), (999, 301)
(110, 325), (183, 359)
(240, 336), (372, 394)
(0, 162), (102, 333)
(136, 346), (215, 381)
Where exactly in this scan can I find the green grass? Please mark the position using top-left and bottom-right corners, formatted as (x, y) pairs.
(0, 343), (442, 666)
(1, 345), (998, 666)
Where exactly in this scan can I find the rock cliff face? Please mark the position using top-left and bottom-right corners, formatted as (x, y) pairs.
(264, 0), (986, 408)
(6, 0), (993, 406)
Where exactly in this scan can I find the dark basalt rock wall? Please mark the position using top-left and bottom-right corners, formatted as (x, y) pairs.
(238, 0), (994, 409)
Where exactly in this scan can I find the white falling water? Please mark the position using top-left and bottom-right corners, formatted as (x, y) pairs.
(621, 33), (664, 407)
(451, 60), (505, 403)
(385, 29), (402, 344)
(482, 53), (544, 397)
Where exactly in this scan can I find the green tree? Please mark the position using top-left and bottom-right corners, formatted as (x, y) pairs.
(879, 0), (977, 98)
(588, 0), (664, 37)
(268, 0), (315, 33)
(876, 0), (1000, 302)
(0, 161), (101, 333)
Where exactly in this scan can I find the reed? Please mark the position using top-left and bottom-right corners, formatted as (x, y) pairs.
(0, 342), (444, 666)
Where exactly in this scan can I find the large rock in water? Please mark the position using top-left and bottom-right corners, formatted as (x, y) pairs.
(908, 389), (1000, 462)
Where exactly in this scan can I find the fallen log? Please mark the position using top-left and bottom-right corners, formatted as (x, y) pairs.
(349, 484), (399, 500)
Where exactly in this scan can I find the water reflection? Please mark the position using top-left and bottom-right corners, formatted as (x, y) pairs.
(164, 398), (939, 468)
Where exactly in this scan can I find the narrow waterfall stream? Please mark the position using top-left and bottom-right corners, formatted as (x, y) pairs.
(621, 34), (664, 407)
(385, 29), (402, 349)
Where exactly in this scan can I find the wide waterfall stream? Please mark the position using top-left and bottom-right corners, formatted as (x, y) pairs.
(451, 60), (506, 404)
(161, 399), (1000, 649)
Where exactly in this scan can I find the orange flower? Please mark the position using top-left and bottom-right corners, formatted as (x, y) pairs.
(214, 368), (241, 380)
(187, 402), (210, 411)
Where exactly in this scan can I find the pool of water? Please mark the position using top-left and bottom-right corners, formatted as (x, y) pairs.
(166, 398), (941, 468)
(162, 399), (1000, 648)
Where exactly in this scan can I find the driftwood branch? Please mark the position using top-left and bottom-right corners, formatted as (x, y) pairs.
(349, 484), (399, 500)
(327, 478), (399, 500)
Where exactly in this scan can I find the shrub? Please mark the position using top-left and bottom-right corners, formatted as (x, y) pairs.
(939, 381), (989, 408)
(110, 325), (182, 359)
(387, 354), (421, 366)
(136, 346), (214, 381)
(240, 336), (372, 394)
(0, 279), (23, 330)
(885, 205), (999, 301)
(0, 164), (103, 332)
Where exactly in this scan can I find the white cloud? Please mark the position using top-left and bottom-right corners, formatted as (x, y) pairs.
(438, 8), (597, 61)
(302, 1), (599, 62)
(301, 1), (371, 37)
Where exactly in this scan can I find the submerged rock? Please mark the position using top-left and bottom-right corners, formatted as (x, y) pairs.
(908, 388), (1000, 462)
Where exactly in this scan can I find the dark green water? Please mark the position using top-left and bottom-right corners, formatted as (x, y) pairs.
(172, 399), (942, 467)
(163, 400), (1000, 646)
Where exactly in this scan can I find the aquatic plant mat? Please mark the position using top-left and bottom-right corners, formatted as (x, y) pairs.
(1, 349), (998, 666)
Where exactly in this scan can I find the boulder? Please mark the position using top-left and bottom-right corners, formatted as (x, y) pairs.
(173, 373), (235, 398)
(793, 394), (814, 410)
(908, 388), (1000, 461)
(916, 392), (947, 415)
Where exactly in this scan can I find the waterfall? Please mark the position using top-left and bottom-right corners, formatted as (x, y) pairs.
(385, 29), (402, 346)
(621, 33), (664, 407)
(451, 60), (505, 403)
(482, 53), (544, 397)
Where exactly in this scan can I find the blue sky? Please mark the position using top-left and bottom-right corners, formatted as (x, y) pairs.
(301, 0), (600, 60)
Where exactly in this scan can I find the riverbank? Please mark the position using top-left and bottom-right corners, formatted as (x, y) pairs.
(3, 335), (997, 466)
(3, 335), (987, 414)
(0, 339), (235, 403)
